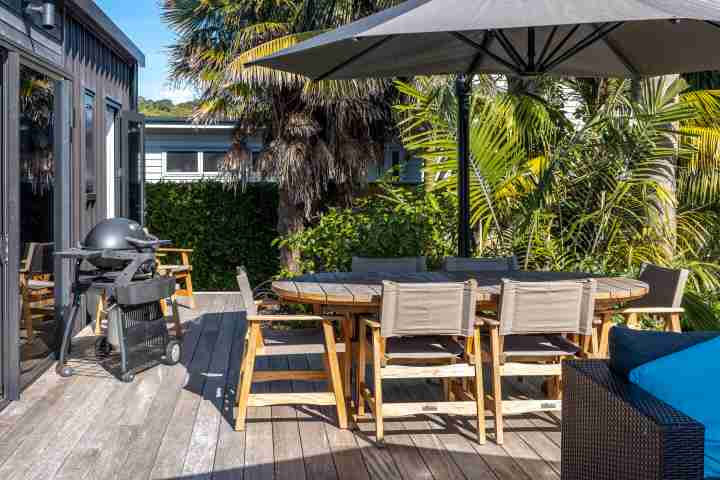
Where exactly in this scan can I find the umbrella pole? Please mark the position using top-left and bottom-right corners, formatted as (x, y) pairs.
(456, 74), (472, 257)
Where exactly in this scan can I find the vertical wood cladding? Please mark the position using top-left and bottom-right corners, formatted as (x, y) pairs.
(64, 13), (135, 242)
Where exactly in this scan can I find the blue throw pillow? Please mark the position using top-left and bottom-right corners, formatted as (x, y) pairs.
(610, 326), (718, 379)
(630, 335), (720, 478)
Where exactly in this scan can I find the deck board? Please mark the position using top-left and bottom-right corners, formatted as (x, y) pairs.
(0, 292), (563, 480)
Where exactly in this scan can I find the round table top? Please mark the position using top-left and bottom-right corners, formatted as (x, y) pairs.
(272, 270), (649, 308)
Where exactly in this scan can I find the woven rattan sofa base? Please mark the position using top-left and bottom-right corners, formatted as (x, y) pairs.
(561, 360), (705, 480)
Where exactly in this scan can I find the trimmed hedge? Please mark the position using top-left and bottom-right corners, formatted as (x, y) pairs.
(145, 181), (280, 291)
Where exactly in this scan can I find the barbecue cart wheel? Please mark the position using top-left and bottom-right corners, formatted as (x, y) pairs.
(120, 372), (135, 383)
(95, 337), (112, 357)
(57, 365), (74, 378)
(162, 340), (182, 366)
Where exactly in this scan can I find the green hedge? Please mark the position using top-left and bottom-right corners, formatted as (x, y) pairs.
(145, 181), (280, 291)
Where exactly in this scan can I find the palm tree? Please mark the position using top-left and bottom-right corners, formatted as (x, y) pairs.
(163, 0), (402, 271)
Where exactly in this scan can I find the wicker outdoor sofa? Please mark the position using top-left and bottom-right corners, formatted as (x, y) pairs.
(561, 359), (706, 480)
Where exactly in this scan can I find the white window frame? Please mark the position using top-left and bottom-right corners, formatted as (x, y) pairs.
(162, 151), (226, 178)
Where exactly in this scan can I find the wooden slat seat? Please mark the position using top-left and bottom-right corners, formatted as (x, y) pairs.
(384, 336), (464, 360)
(260, 328), (346, 356)
(502, 335), (580, 357)
(27, 280), (55, 290)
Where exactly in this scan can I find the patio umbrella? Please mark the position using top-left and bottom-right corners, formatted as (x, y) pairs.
(249, 0), (720, 256)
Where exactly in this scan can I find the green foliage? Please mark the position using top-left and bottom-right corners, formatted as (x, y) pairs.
(277, 182), (458, 276)
(145, 180), (280, 290)
(139, 97), (198, 118)
(396, 75), (720, 330)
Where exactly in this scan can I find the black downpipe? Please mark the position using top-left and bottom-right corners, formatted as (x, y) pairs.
(456, 74), (472, 257)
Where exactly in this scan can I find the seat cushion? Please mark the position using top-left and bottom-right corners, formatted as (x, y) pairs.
(260, 328), (345, 356)
(385, 336), (463, 360)
(502, 334), (580, 357)
(610, 326), (718, 378)
(629, 335), (720, 478)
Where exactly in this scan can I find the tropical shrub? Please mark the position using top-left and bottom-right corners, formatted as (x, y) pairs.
(277, 182), (458, 276)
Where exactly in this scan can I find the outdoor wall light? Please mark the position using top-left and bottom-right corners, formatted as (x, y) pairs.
(25, 1), (56, 31)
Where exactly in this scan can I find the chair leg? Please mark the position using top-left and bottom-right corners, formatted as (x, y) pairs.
(22, 294), (34, 344)
(472, 327), (486, 444)
(371, 328), (384, 443)
(235, 322), (259, 431)
(667, 313), (682, 333)
(342, 316), (352, 405)
(94, 292), (105, 336)
(357, 320), (367, 417)
(598, 313), (613, 358)
(322, 319), (348, 429)
(184, 274), (196, 309)
(489, 327), (503, 445)
(171, 297), (183, 339)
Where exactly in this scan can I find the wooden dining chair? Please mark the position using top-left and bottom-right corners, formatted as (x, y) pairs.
(20, 243), (55, 344)
(442, 256), (519, 272)
(156, 247), (195, 309)
(481, 279), (596, 444)
(358, 279), (486, 444)
(594, 263), (689, 357)
(351, 256), (427, 273)
(234, 267), (350, 431)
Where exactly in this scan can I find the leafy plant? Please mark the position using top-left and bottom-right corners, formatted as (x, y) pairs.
(277, 181), (458, 276)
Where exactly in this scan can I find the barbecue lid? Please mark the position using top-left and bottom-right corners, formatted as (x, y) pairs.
(83, 218), (149, 251)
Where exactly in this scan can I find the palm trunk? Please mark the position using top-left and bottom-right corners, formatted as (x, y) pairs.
(277, 188), (304, 274)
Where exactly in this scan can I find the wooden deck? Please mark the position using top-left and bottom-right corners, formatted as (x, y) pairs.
(0, 293), (562, 480)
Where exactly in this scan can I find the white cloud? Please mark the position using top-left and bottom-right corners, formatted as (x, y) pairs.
(157, 86), (198, 104)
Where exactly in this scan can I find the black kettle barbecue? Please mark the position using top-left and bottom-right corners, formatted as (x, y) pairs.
(55, 218), (183, 382)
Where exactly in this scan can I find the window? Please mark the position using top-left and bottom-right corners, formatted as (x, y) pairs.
(166, 152), (199, 173)
(84, 91), (95, 196)
(203, 151), (225, 172)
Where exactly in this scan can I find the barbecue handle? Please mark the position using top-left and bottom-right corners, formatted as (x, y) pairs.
(124, 237), (172, 248)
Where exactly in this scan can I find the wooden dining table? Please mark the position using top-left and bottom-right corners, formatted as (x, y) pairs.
(272, 270), (650, 356)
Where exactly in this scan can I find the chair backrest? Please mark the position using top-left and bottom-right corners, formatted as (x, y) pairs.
(236, 266), (257, 316)
(352, 256), (427, 273)
(25, 243), (55, 275)
(498, 279), (596, 337)
(442, 255), (519, 272)
(628, 263), (689, 309)
(380, 280), (477, 338)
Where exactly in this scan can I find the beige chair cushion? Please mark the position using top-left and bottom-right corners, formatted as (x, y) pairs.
(385, 336), (464, 360)
(502, 334), (580, 357)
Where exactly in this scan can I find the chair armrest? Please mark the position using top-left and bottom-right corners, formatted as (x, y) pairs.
(362, 318), (381, 329)
(620, 307), (685, 314)
(254, 298), (281, 307)
(476, 315), (499, 326)
(562, 360), (704, 480)
(158, 248), (194, 253)
(246, 314), (344, 322)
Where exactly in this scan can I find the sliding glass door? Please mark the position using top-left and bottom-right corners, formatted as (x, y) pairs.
(122, 111), (144, 223)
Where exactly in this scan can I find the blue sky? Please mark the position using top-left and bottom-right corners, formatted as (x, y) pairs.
(95, 0), (197, 103)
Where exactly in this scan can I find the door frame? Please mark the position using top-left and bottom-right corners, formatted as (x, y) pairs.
(120, 110), (145, 224)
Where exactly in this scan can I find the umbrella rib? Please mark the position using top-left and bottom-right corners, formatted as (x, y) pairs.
(465, 31), (494, 74)
(541, 22), (625, 72)
(494, 29), (528, 70)
(594, 24), (639, 77)
(313, 35), (394, 81)
(539, 24), (580, 72)
(528, 27), (536, 71)
(450, 31), (523, 75)
(536, 26), (558, 68)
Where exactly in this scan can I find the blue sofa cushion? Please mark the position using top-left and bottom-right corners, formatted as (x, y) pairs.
(609, 326), (718, 378)
(630, 335), (720, 479)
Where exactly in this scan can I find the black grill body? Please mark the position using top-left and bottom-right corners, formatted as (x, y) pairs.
(55, 219), (181, 382)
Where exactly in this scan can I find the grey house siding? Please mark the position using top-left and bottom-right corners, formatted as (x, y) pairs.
(145, 118), (423, 184)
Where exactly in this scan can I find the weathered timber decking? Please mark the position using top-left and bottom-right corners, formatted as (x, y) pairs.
(0, 293), (562, 480)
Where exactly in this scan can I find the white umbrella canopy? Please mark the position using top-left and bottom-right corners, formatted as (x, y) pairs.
(251, 0), (720, 80)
